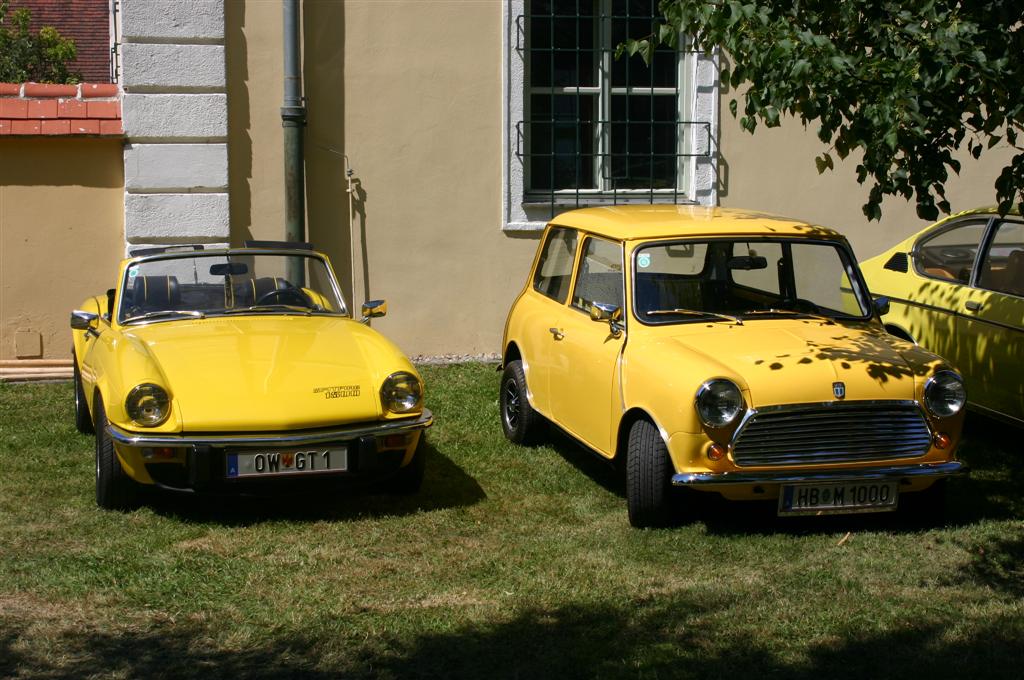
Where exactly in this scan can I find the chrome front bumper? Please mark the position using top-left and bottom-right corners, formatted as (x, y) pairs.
(672, 461), (968, 487)
(106, 409), (433, 448)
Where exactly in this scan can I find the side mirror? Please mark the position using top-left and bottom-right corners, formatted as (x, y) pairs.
(70, 310), (99, 331)
(874, 296), (890, 317)
(360, 299), (387, 324)
(590, 302), (623, 338)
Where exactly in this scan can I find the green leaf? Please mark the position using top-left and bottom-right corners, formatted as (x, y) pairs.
(815, 153), (834, 174)
(729, 99), (738, 118)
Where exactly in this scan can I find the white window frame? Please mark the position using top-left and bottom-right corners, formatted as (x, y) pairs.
(503, 0), (719, 231)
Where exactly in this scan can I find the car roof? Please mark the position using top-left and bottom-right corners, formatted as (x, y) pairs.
(548, 205), (845, 242)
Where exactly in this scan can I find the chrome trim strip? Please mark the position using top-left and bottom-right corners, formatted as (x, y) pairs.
(672, 461), (968, 486)
(106, 409), (432, 448)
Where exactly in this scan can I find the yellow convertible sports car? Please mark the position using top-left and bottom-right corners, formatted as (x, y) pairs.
(860, 208), (1023, 427)
(501, 206), (968, 528)
(71, 242), (431, 510)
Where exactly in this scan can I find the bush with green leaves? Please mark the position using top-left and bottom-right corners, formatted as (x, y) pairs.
(622, 1), (1024, 220)
(0, 1), (79, 84)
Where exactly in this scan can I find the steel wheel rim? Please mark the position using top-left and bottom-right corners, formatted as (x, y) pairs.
(503, 378), (520, 430)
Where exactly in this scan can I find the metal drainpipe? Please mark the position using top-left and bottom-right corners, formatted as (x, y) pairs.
(281, 0), (306, 285)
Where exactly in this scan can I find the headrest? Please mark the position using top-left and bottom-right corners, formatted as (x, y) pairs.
(132, 275), (180, 309)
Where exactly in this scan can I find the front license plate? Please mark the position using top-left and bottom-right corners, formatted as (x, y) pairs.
(226, 447), (347, 479)
(778, 481), (898, 516)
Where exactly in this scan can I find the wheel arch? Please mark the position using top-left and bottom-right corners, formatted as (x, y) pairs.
(615, 407), (664, 461)
(502, 341), (522, 368)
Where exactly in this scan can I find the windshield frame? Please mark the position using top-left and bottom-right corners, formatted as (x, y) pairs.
(115, 248), (349, 326)
(629, 236), (874, 326)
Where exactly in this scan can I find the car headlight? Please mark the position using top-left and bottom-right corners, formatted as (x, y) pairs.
(695, 379), (745, 428)
(380, 371), (422, 413)
(125, 383), (170, 427)
(924, 371), (966, 418)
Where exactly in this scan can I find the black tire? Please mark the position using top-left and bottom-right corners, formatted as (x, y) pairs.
(626, 419), (674, 528)
(385, 435), (426, 495)
(93, 397), (140, 511)
(73, 355), (94, 434)
(500, 360), (543, 445)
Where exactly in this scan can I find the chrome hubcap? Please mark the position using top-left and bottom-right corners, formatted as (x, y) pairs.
(503, 379), (520, 430)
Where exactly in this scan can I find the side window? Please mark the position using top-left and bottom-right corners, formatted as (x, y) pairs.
(533, 227), (578, 302)
(978, 220), (1024, 297)
(914, 220), (988, 283)
(571, 237), (624, 312)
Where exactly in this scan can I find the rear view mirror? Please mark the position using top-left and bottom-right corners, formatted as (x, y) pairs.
(727, 256), (768, 271)
(210, 262), (248, 276)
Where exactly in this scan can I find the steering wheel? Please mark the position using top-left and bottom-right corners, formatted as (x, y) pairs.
(255, 287), (310, 307)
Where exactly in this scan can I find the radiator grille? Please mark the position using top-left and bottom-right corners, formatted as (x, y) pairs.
(731, 402), (931, 467)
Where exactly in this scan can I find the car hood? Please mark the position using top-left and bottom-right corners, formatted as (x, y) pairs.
(651, 319), (934, 406)
(124, 315), (411, 431)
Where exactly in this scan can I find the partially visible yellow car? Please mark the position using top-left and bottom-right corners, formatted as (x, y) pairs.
(500, 206), (968, 527)
(860, 208), (1023, 427)
(71, 243), (431, 510)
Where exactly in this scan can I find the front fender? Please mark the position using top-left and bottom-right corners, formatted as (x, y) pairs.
(89, 330), (183, 433)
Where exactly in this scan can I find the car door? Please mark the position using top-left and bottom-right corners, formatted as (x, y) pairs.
(959, 218), (1024, 422)
(516, 226), (580, 418)
(547, 235), (625, 456)
(907, 218), (992, 370)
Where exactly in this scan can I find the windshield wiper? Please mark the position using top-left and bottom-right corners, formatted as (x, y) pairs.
(123, 310), (206, 324)
(222, 304), (312, 315)
(742, 309), (835, 324)
(646, 309), (743, 325)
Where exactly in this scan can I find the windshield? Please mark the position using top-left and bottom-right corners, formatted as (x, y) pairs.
(117, 252), (347, 324)
(633, 239), (870, 324)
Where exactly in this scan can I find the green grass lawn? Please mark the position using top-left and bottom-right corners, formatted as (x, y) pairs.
(1, 363), (1022, 679)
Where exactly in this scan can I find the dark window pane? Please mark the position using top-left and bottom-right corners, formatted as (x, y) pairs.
(529, 0), (596, 88)
(529, 94), (596, 191)
(608, 95), (676, 188)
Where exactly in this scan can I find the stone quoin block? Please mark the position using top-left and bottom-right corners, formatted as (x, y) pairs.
(121, 0), (224, 43)
(121, 44), (226, 91)
(125, 144), (228, 191)
(122, 94), (227, 140)
(125, 193), (230, 241)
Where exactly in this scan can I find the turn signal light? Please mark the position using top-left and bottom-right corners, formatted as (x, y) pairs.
(933, 432), (951, 449)
(707, 443), (727, 461)
(380, 434), (410, 450)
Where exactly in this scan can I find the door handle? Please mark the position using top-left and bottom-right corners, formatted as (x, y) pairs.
(965, 300), (983, 312)
(548, 327), (564, 340)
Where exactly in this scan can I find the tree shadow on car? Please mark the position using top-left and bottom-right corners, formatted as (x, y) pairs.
(145, 442), (486, 526)
(696, 411), (1023, 537)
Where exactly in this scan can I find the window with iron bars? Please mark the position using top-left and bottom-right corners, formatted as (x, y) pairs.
(516, 0), (708, 212)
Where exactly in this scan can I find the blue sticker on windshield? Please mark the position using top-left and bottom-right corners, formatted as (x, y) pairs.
(637, 253), (651, 269)
(127, 266), (138, 278)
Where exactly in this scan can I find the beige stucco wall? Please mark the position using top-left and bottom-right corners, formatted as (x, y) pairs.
(228, 0), (1014, 356)
(228, 0), (537, 358)
(0, 138), (125, 360)
(718, 112), (1017, 261)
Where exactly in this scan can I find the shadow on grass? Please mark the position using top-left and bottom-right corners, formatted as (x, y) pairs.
(145, 442), (485, 526)
(2, 593), (1022, 679)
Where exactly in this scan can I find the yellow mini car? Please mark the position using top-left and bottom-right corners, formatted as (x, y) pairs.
(860, 208), (1023, 427)
(71, 243), (431, 510)
(500, 206), (968, 527)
